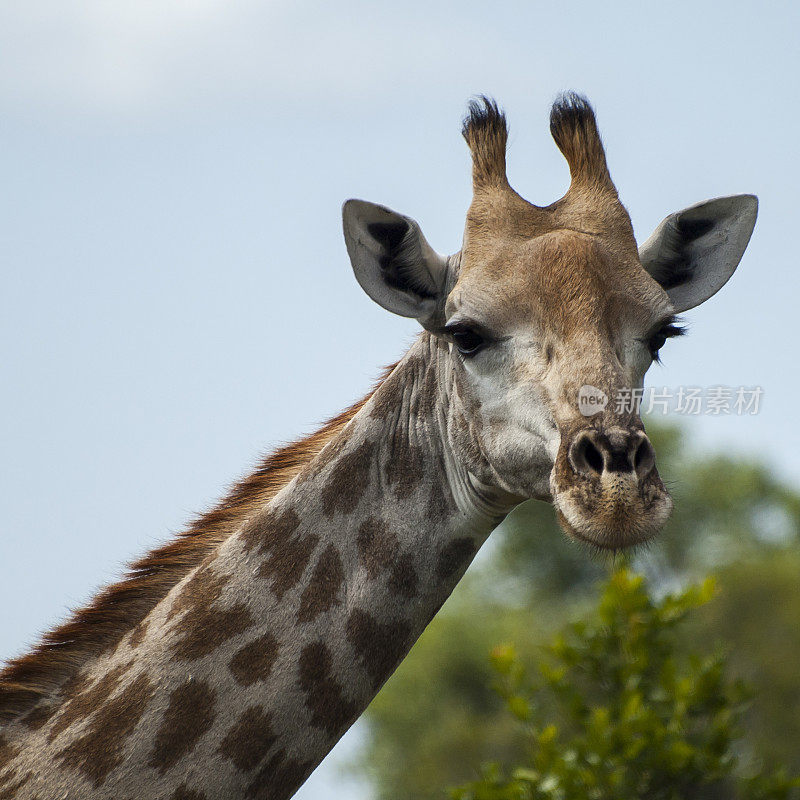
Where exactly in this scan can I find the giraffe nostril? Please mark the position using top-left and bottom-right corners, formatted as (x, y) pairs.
(634, 436), (656, 478)
(569, 429), (657, 480)
(583, 440), (604, 474)
(570, 433), (604, 476)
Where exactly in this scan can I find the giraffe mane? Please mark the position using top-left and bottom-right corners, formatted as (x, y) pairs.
(0, 364), (397, 723)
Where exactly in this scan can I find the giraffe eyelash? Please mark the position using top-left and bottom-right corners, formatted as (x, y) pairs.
(646, 316), (687, 363)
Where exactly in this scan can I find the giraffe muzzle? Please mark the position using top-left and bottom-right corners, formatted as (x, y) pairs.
(550, 425), (672, 549)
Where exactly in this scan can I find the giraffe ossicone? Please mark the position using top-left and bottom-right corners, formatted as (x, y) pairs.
(0, 93), (757, 799)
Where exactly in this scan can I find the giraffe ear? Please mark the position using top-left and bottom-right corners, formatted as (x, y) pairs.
(342, 200), (449, 324)
(638, 194), (758, 313)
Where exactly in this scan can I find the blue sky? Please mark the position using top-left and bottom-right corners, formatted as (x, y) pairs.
(1, 2), (798, 797)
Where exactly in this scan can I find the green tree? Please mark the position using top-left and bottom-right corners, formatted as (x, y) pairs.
(685, 550), (800, 777)
(453, 570), (800, 800)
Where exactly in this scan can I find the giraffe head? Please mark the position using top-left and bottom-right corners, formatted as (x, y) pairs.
(342, 94), (757, 549)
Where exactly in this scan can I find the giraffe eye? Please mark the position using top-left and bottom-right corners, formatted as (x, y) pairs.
(647, 319), (686, 362)
(451, 328), (485, 356)
(648, 331), (668, 359)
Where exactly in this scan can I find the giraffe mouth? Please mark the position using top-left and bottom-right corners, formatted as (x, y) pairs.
(550, 470), (673, 550)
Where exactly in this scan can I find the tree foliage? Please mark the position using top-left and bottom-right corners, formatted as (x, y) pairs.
(452, 570), (800, 800)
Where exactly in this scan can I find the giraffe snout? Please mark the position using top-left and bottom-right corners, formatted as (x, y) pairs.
(550, 424), (671, 549)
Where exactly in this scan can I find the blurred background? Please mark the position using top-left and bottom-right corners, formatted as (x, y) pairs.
(1, 1), (799, 797)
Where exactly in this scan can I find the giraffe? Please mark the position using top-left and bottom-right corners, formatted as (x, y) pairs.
(0, 93), (756, 799)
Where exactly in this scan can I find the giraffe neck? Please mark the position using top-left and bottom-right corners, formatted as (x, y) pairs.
(1, 334), (516, 800)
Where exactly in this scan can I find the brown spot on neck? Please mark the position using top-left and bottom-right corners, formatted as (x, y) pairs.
(166, 565), (228, 623)
(171, 598), (254, 662)
(368, 362), (407, 422)
(356, 517), (399, 578)
(57, 672), (154, 787)
(251, 510), (319, 601)
(245, 749), (313, 800)
(436, 537), (477, 581)
(388, 553), (419, 598)
(414, 350), (441, 421)
(149, 678), (216, 774)
(346, 609), (411, 690)
(171, 784), (208, 800)
(427, 478), (456, 521)
(320, 440), (377, 517)
(298, 642), (358, 739)
(229, 633), (280, 687)
(297, 545), (345, 623)
(48, 659), (135, 743)
(295, 434), (350, 486)
(241, 507), (301, 556)
(0, 735), (18, 770)
(384, 439), (424, 500)
(219, 706), (276, 772)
